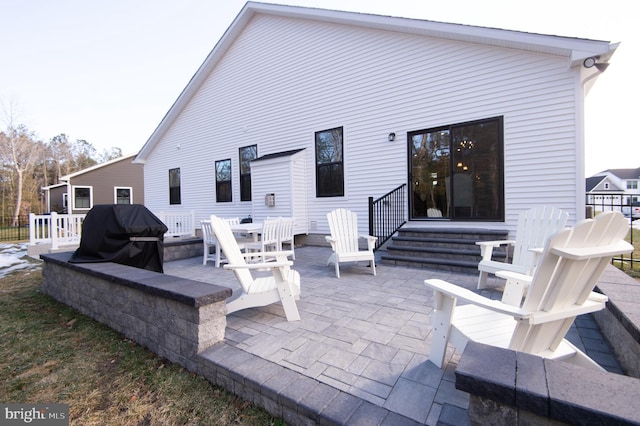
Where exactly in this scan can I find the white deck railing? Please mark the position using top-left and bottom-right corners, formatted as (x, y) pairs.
(157, 210), (196, 238)
(29, 212), (86, 249)
(29, 210), (196, 250)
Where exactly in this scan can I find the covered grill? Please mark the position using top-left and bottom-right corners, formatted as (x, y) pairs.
(69, 204), (168, 272)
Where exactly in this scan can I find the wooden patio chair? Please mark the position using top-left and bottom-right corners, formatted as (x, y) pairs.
(427, 208), (443, 217)
(278, 217), (295, 259)
(325, 208), (377, 278)
(225, 217), (240, 225)
(425, 211), (633, 370)
(244, 217), (280, 262)
(202, 218), (250, 268)
(476, 205), (569, 289)
(210, 215), (300, 321)
(225, 217), (254, 247)
(201, 220), (218, 266)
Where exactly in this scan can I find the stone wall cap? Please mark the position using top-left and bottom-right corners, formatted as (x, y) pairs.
(41, 252), (231, 307)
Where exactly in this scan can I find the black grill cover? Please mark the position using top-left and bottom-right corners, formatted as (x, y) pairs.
(69, 204), (168, 272)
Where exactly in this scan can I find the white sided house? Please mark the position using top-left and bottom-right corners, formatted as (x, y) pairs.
(134, 2), (618, 244)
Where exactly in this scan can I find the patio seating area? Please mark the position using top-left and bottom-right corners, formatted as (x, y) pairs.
(163, 244), (627, 424)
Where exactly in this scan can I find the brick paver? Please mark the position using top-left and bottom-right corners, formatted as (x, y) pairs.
(166, 245), (620, 424)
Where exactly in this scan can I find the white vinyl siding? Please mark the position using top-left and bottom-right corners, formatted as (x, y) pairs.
(142, 13), (585, 235)
(250, 150), (308, 235)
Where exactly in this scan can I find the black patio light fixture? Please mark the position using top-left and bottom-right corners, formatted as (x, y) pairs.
(388, 132), (396, 142)
(583, 56), (609, 72)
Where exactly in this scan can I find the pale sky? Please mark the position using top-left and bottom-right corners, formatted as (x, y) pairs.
(1, 0), (637, 176)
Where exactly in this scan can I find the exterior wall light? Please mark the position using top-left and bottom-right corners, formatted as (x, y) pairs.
(583, 56), (609, 72)
(388, 132), (396, 142)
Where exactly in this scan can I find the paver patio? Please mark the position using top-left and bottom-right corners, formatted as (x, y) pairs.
(163, 245), (621, 424)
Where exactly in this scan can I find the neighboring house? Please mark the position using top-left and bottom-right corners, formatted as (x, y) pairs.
(133, 2), (617, 239)
(587, 168), (640, 206)
(585, 175), (625, 208)
(43, 154), (144, 214)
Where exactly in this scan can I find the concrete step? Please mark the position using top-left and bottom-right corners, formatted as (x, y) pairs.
(380, 252), (480, 274)
(386, 245), (483, 261)
(381, 226), (510, 273)
(398, 227), (508, 241)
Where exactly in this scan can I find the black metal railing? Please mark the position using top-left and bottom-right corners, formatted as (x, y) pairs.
(0, 214), (31, 242)
(369, 184), (407, 251)
(585, 198), (637, 271)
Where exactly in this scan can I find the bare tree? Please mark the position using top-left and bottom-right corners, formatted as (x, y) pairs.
(0, 101), (42, 224)
(71, 139), (97, 170)
(0, 125), (39, 225)
(48, 133), (74, 182)
(99, 146), (123, 162)
(0, 100), (123, 218)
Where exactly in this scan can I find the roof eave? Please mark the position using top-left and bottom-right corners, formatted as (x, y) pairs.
(60, 154), (137, 180)
(135, 3), (257, 162)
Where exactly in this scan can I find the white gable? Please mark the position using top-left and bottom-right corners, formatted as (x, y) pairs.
(135, 2), (617, 236)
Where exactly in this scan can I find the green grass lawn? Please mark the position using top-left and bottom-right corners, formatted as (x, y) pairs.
(619, 227), (640, 277)
(0, 269), (284, 426)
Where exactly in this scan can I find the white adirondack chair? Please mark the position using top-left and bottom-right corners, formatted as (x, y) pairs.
(476, 205), (569, 289)
(210, 215), (301, 321)
(425, 211), (633, 370)
(325, 208), (377, 278)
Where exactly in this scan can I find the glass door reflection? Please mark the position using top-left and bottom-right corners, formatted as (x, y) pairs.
(410, 129), (450, 219)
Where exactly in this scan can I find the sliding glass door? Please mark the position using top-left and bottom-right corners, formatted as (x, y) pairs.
(409, 117), (504, 220)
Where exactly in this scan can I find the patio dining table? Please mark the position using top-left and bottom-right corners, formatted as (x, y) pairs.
(229, 222), (263, 242)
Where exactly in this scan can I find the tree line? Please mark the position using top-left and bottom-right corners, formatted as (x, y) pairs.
(0, 112), (122, 226)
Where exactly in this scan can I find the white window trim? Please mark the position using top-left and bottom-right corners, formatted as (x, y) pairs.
(114, 186), (133, 204)
(72, 185), (93, 211)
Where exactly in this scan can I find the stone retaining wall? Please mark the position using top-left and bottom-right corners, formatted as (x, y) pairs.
(163, 237), (204, 262)
(456, 342), (640, 425)
(592, 266), (640, 378)
(455, 264), (640, 425)
(40, 252), (231, 372)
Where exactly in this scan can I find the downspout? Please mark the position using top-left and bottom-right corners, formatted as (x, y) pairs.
(45, 188), (51, 213)
(577, 57), (611, 221)
(65, 180), (72, 214)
